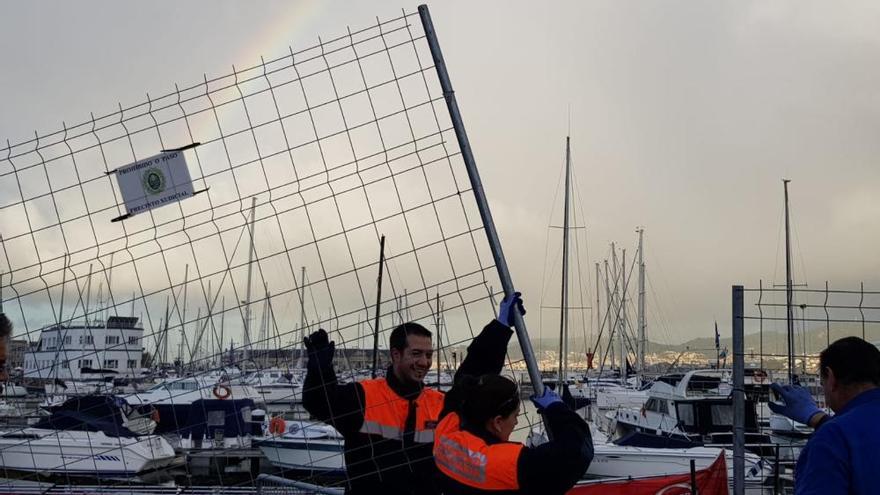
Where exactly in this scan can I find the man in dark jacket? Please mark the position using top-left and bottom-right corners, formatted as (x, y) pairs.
(303, 293), (524, 495)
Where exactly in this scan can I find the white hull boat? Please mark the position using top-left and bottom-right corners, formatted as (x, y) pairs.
(0, 428), (176, 477)
(256, 420), (344, 472)
(529, 424), (770, 485)
(0, 383), (27, 398)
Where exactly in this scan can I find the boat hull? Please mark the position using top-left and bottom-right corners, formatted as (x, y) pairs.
(257, 437), (345, 473)
(0, 429), (177, 478)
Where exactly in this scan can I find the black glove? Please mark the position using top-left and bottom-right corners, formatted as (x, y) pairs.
(304, 328), (335, 370)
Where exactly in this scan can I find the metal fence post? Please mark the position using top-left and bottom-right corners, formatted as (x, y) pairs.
(418, 4), (544, 396)
(732, 285), (745, 495)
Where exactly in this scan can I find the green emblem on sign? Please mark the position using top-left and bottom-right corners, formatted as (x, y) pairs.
(142, 168), (166, 195)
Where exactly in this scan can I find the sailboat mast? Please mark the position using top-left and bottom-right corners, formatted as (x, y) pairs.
(620, 249), (627, 385)
(435, 292), (442, 386)
(244, 196), (257, 360)
(783, 179), (795, 384)
(371, 235), (386, 379)
(604, 259), (613, 371)
(595, 262), (600, 370)
(637, 228), (646, 374)
(558, 136), (572, 391)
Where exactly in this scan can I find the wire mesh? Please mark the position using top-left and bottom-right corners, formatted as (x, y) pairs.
(0, 6), (537, 492)
(741, 282), (880, 372)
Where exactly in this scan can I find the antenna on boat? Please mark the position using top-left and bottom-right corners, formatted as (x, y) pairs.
(371, 235), (386, 379)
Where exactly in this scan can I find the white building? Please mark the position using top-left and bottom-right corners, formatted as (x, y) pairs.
(24, 316), (144, 380)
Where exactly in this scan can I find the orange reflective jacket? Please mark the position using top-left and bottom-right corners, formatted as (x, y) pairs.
(359, 378), (444, 444)
(434, 412), (523, 491)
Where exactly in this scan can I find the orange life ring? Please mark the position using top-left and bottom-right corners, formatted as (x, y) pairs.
(269, 416), (286, 436)
(213, 384), (232, 400)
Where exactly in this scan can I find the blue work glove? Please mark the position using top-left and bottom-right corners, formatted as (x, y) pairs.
(304, 329), (335, 370)
(768, 383), (823, 425)
(497, 292), (526, 327)
(530, 388), (563, 412)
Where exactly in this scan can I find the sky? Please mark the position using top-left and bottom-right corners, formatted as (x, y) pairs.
(2, 0), (880, 348)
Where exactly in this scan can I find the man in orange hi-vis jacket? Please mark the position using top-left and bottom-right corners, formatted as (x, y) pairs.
(303, 293), (524, 495)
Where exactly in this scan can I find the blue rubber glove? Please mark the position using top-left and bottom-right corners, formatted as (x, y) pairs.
(768, 383), (823, 425)
(530, 388), (563, 412)
(304, 329), (335, 370)
(497, 292), (526, 327)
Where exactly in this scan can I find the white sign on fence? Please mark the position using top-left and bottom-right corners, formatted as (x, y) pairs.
(114, 151), (194, 218)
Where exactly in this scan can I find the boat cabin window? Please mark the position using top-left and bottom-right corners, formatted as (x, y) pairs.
(710, 404), (734, 425)
(644, 398), (669, 414)
(2, 433), (40, 439)
(676, 403), (696, 426)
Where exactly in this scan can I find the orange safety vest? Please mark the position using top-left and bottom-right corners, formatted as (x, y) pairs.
(434, 412), (523, 491)
(359, 378), (445, 444)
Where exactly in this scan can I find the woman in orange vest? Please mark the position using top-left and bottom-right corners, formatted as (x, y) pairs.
(434, 375), (593, 495)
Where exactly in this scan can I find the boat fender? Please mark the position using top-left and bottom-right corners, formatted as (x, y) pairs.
(213, 383), (232, 400)
(269, 416), (286, 436)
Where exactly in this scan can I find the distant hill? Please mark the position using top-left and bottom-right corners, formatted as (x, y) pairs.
(503, 321), (874, 363)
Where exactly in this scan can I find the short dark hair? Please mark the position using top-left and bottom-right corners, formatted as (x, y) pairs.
(388, 323), (432, 352)
(461, 374), (520, 425)
(820, 336), (880, 386)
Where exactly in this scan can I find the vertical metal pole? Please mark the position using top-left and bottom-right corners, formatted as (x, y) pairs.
(732, 285), (745, 495)
(689, 459), (697, 495)
(595, 262), (600, 369)
(435, 292), (442, 385)
(604, 260), (613, 371)
(619, 249), (626, 385)
(824, 281), (830, 347)
(783, 179), (794, 384)
(558, 136), (571, 392)
(371, 235), (386, 379)
(418, 4), (543, 395)
(244, 197), (257, 358)
(637, 228), (646, 374)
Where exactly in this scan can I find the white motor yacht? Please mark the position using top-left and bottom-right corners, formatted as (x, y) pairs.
(0, 395), (176, 478)
(246, 368), (304, 405)
(256, 420), (344, 472)
(608, 369), (771, 451)
(528, 423), (771, 486)
(0, 428), (176, 477)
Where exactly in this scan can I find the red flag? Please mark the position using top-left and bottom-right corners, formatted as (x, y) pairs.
(567, 452), (728, 495)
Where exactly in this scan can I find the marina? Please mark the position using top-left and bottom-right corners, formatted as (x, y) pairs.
(1, 2), (879, 494)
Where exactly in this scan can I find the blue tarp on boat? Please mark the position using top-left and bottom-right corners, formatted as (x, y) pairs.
(178, 399), (256, 440)
(34, 395), (138, 438)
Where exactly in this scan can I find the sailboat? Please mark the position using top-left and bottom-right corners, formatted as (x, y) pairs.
(768, 180), (818, 439)
(527, 137), (771, 488)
